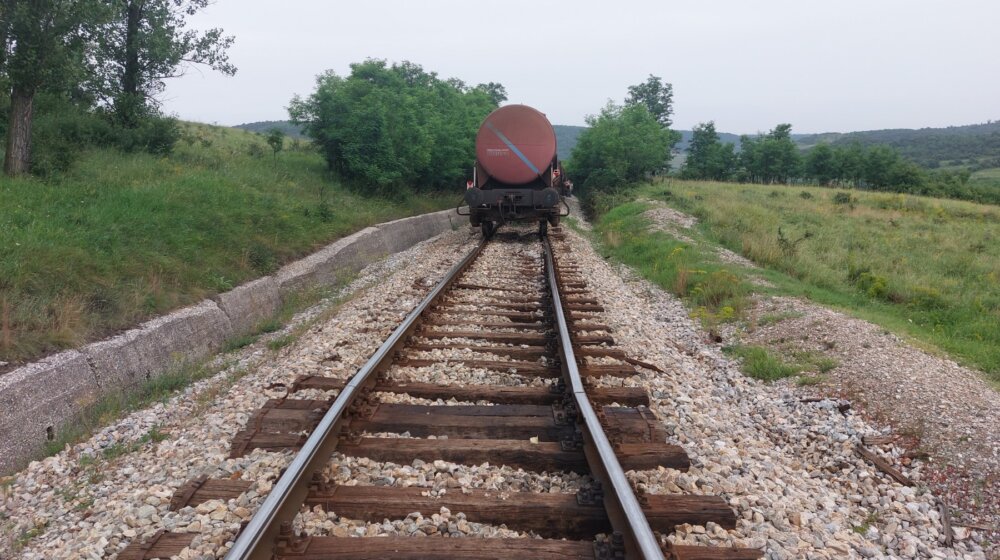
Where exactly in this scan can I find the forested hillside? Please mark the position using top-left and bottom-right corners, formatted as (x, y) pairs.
(795, 121), (1000, 169)
(553, 125), (585, 160)
(235, 120), (306, 139)
(240, 122), (590, 161)
(677, 128), (741, 151)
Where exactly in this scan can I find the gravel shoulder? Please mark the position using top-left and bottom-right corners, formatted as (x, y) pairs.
(559, 223), (987, 558)
(735, 295), (1000, 551)
(613, 199), (998, 554)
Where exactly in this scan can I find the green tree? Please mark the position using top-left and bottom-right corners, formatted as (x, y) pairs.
(289, 59), (500, 193)
(2, 0), (103, 175)
(625, 74), (675, 128)
(885, 159), (925, 190)
(568, 102), (675, 189)
(92, 0), (236, 128)
(833, 143), (865, 187)
(473, 82), (508, 106)
(681, 121), (736, 180)
(805, 143), (837, 185)
(266, 128), (284, 161)
(738, 124), (800, 184)
(863, 145), (901, 189)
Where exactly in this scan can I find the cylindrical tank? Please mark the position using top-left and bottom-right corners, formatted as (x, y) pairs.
(475, 104), (557, 186)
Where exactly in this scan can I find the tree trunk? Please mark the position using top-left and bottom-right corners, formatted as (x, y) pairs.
(4, 85), (35, 176)
(118, 0), (143, 127)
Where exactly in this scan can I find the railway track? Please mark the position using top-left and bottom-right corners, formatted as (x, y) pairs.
(119, 227), (763, 560)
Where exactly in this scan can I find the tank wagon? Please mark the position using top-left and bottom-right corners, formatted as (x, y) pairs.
(461, 104), (569, 236)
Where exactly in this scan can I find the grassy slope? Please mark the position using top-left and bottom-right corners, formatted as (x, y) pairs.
(591, 180), (1000, 379)
(0, 123), (455, 365)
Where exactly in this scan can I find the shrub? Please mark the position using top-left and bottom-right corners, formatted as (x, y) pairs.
(246, 243), (277, 274)
(833, 191), (855, 205)
(909, 286), (946, 310)
(856, 271), (889, 299)
(115, 116), (181, 155)
(777, 227), (812, 258)
(691, 270), (743, 312)
(29, 96), (114, 176)
(799, 191), (813, 199)
(847, 263), (871, 284)
(247, 143), (266, 159)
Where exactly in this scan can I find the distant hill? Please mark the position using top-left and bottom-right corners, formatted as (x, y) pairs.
(794, 121), (1000, 169)
(553, 125), (585, 161)
(676, 129), (741, 151)
(234, 120), (306, 139)
(555, 125), (743, 161)
(237, 119), (1000, 172)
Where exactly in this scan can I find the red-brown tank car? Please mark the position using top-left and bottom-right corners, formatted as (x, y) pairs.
(462, 104), (568, 236)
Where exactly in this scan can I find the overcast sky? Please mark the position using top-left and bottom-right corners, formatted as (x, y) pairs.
(162, 0), (1000, 135)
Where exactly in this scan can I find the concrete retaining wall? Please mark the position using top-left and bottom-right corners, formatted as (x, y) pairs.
(0, 208), (460, 474)
(0, 352), (99, 472)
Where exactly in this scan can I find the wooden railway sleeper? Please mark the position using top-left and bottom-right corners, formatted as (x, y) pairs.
(169, 475), (208, 511)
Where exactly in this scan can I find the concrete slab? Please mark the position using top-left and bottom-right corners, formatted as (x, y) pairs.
(275, 227), (383, 293)
(83, 299), (233, 390)
(376, 210), (457, 254)
(214, 276), (281, 335)
(0, 351), (98, 473)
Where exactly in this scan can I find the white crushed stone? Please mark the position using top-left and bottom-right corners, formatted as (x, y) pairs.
(736, 295), (1000, 550)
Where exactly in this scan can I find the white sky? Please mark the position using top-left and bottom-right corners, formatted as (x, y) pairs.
(162, 0), (1000, 134)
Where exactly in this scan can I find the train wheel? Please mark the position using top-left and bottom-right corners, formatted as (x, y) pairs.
(538, 220), (548, 237)
(481, 221), (496, 238)
(548, 213), (561, 227)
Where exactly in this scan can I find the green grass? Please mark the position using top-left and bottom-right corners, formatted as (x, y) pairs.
(267, 334), (296, 351)
(100, 426), (169, 460)
(0, 122), (454, 365)
(723, 345), (840, 382)
(594, 201), (749, 336)
(724, 345), (802, 380)
(222, 334), (259, 353)
(592, 179), (1000, 379)
(13, 521), (47, 552)
(756, 311), (805, 326)
(969, 167), (1000, 188)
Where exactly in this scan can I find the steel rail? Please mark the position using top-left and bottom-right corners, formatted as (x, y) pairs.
(543, 238), (665, 560)
(226, 238), (488, 560)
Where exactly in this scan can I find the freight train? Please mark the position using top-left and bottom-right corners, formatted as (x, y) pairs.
(461, 104), (569, 236)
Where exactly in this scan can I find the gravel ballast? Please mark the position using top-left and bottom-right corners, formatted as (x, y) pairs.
(0, 216), (989, 559)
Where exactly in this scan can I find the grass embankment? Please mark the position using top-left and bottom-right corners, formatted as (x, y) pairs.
(970, 167), (1000, 189)
(592, 180), (1000, 380)
(0, 123), (455, 366)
